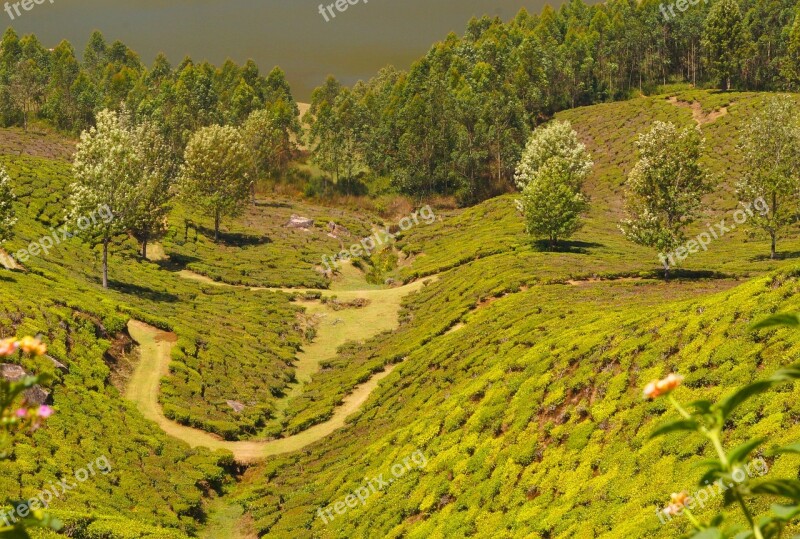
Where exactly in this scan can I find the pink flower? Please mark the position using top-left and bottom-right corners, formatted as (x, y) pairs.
(643, 373), (684, 399)
(15, 408), (27, 418)
(0, 338), (18, 357)
(36, 405), (53, 419)
(17, 336), (46, 356)
(663, 491), (691, 515)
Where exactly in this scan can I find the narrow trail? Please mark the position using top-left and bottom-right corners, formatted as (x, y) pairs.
(125, 269), (432, 463)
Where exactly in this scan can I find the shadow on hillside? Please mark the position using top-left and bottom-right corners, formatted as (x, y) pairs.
(532, 240), (603, 254)
(256, 200), (292, 208)
(154, 253), (201, 272)
(109, 280), (179, 303)
(749, 251), (800, 262)
(653, 269), (733, 281)
(195, 226), (273, 247)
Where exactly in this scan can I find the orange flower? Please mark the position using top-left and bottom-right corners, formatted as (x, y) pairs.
(643, 373), (684, 399)
(663, 491), (691, 515)
(0, 338), (17, 357)
(17, 336), (46, 356)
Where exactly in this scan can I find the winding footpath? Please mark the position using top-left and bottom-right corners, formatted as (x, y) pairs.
(125, 270), (431, 463)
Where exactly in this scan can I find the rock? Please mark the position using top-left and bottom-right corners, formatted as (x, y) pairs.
(226, 400), (246, 413)
(45, 354), (68, 372)
(0, 364), (51, 405)
(0, 364), (26, 381)
(24, 385), (50, 406)
(286, 215), (314, 229)
(326, 221), (350, 237)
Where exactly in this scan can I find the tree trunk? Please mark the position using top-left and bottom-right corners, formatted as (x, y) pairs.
(214, 210), (220, 243)
(141, 231), (149, 259)
(662, 258), (670, 281)
(771, 233), (777, 260)
(102, 237), (109, 289)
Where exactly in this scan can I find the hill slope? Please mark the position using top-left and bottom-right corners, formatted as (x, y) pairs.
(2, 90), (800, 539)
(237, 90), (800, 538)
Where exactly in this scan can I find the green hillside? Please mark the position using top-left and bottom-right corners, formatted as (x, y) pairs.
(239, 90), (800, 538)
(2, 89), (800, 538)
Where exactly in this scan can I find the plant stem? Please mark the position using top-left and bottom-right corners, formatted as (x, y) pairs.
(668, 395), (692, 420)
(707, 430), (729, 468)
(667, 396), (764, 537)
(683, 507), (703, 531)
(734, 489), (764, 539)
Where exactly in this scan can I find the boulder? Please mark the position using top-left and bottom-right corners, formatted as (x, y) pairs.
(286, 215), (314, 229)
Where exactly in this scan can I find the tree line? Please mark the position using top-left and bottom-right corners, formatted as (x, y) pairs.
(0, 29), (305, 288)
(2, 0), (799, 207)
(304, 0), (800, 203)
(0, 28), (301, 152)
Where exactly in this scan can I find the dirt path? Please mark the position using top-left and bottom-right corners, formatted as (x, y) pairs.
(667, 96), (729, 126)
(125, 274), (431, 463)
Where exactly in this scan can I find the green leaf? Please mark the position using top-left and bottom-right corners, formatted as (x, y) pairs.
(650, 419), (699, 438)
(700, 467), (724, 486)
(751, 313), (800, 330)
(727, 438), (765, 465)
(769, 364), (800, 383)
(771, 504), (800, 521)
(732, 532), (753, 539)
(0, 531), (31, 538)
(688, 399), (714, 414)
(691, 529), (723, 539)
(716, 381), (774, 421)
(769, 441), (800, 456)
(751, 479), (800, 502)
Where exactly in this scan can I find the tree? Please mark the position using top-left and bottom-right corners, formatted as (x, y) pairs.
(702, 0), (750, 90)
(0, 167), (16, 243)
(514, 120), (592, 191)
(82, 30), (108, 82)
(620, 121), (712, 278)
(70, 109), (140, 289)
(783, 8), (800, 88)
(305, 76), (343, 181)
(240, 102), (300, 196)
(514, 120), (593, 248)
(241, 108), (281, 202)
(736, 95), (800, 259)
(519, 160), (590, 248)
(179, 125), (252, 242)
(9, 59), (46, 131)
(129, 119), (177, 259)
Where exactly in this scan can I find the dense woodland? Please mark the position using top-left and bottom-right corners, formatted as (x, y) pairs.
(2, 0), (800, 204)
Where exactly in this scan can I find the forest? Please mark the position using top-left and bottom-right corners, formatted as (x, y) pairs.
(1, 0), (799, 204)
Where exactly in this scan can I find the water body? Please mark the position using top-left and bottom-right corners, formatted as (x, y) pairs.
(3, 0), (558, 100)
